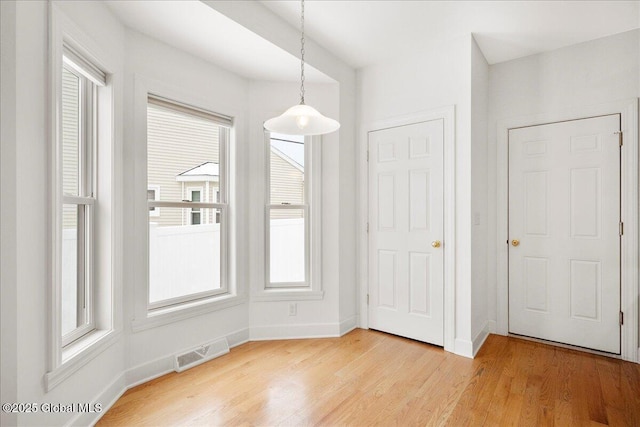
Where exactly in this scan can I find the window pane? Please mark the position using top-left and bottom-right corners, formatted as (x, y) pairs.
(270, 134), (305, 204)
(62, 67), (80, 196)
(149, 208), (222, 304)
(270, 208), (305, 283)
(147, 189), (156, 213)
(191, 211), (201, 225)
(61, 204), (84, 335)
(147, 102), (220, 218)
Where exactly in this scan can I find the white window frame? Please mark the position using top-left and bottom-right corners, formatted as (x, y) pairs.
(59, 63), (97, 347)
(259, 132), (323, 300)
(46, 5), (121, 392)
(148, 185), (160, 217)
(146, 95), (231, 312)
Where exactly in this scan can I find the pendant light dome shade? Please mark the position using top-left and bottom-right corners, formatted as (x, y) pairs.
(264, 0), (340, 137)
(264, 104), (340, 136)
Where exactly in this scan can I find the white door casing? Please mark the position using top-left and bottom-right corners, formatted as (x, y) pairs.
(508, 115), (621, 353)
(368, 120), (444, 345)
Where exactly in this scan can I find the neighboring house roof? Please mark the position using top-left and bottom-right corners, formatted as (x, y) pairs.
(270, 135), (304, 169)
(270, 145), (304, 173)
(176, 161), (219, 182)
(176, 144), (304, 184)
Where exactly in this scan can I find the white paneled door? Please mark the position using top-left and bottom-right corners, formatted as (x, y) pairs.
(368, 120), (444, 345)
(509, 115), (621, 354)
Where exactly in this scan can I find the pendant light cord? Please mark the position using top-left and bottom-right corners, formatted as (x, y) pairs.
(300, 0), (305, 105)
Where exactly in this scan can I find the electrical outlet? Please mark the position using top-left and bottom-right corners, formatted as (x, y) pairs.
(288, 303), (297, 316)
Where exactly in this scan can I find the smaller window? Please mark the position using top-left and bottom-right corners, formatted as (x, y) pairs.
(189, 188), (202, 225)
(60, 53), (101, 346)
(148, 186), (160, 217)
(266, 133), (309, 288)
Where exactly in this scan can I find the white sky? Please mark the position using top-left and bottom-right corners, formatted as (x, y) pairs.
(270, 133), (304, 168)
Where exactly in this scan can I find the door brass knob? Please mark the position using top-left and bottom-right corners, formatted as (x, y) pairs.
(511, 239), (520, 247)
(431, 240), (441, 248)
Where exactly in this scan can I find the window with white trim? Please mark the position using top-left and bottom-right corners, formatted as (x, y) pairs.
(266, 132), (313, 288)
(59, 49), (104, 346)
(188, 188), (203, 225)
(147, 96), (230, 310)
(147, 185), (160, 217)
(47, 12), (119, 390)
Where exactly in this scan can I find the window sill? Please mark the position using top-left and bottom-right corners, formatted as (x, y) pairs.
(131, 293), (247, 333)
(252, 289), (324, 302)
(45, 329), (121, 392)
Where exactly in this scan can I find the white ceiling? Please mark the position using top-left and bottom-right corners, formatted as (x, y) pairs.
(106, 0), (639, 81)
(105, 0), (334, 83)
(262, 0), (640, 67)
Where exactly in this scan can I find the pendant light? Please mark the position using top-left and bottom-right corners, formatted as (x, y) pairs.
(264, 0), (340, 136)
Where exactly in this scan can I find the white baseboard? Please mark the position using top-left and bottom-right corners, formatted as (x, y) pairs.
(454, 338), (474, 359)
(454, 320), (495, 359)
(339, 315), (358, 336)
(125, 355), (174, 389)
(68, 319), (503, 426)
(65, 372), (126, 427)
(225, 327), (251, 348)
(472, 321), (493, 357)
(249, 322), (342, 341)
(84, 328), (249, 426)
(486, 320), (497, 334)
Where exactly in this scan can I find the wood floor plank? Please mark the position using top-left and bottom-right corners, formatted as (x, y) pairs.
(97, 330), (640, 427)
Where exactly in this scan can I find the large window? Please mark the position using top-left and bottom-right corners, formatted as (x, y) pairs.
(147, 96), (231, 310)
(266, 133), (310, 287)
(60, 49), (105, 346)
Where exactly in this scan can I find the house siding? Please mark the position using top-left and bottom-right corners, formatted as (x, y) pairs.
(147, 103), (220, 227)
(147, 101), (305, 225)
(62, 67), (79, 229)
(270, 149), (304, 219)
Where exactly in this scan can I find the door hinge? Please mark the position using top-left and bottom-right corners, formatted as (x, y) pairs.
(615, 131), (623, 147)
(620, 311), (624, 325)
(619, 222), (624, 236)
(366, 150), (369, 161)
(366, 222), (369, 233)
(366, 294), (369, 305)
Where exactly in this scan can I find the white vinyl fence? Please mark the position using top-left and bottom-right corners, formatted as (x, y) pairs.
(269, 218), (305, 283)
(61, 220), (306, 316)
(61, 229), (78, 335)
(148, 223), (221, 303)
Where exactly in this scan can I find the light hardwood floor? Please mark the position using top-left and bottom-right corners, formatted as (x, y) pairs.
(98, 329), (640, 426)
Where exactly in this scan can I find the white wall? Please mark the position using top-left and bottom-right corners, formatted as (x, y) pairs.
(247, 81), (345, 336)
(486, 29), (640, 331)
(3, 1), (638, 424)
(357, 35), (480, 355)
(1, 1), (127, 425)
(205, 1), (359, 331)
(123, 29), (251, 369)
(1, 1), (18, 426)
(2, 0), (359, 421)
(470, 37), (490, 344)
